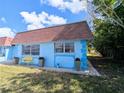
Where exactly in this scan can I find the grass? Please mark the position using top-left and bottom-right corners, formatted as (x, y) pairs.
(0, 57), (124, 93)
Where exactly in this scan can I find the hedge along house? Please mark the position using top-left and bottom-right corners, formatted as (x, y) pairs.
(11, 21), (93, 70)
(0, 37), (13, 61)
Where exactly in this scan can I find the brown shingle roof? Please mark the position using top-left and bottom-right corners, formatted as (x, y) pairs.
(0, 37), (13, 46)
(12, 21), (93, 44)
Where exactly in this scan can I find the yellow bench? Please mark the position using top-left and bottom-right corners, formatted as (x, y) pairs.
(22, 56), (33, 62)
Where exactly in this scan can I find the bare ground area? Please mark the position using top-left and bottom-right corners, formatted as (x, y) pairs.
(88, 56), (124, 77)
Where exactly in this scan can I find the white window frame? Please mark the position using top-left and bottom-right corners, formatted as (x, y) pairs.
(54, 41), (75, 53)
(22, 44), (40, 56)
(64, 42), (74, 53)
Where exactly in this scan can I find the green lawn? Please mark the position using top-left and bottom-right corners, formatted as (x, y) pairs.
(0, 58), (124, 93)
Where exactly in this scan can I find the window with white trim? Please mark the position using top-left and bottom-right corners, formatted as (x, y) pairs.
(55, 42), (74, 53)
(54, 42), (64, 53)
(22, 45), (40, 55)
(65, 42), (74, 53)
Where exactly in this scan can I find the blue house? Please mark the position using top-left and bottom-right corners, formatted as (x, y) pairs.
(3, 21), (93, 70)
(0, 37), (13, 61)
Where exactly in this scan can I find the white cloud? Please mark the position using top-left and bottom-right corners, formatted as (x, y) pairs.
(48, 15), (67, 25)
(40, 0), (87, 14)
(20, 11), (67, 30)
(0, 27), (15, 37)
(0, 17), (6, 23)
(27, 23), (45, 31)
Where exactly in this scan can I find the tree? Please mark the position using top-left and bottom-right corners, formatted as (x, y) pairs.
(92, 0), (124, 60)
(93, 0), (124, 28)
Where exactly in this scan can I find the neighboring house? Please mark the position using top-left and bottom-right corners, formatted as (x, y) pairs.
(1, 21), (93, 70)
(0, 37), (13, 61)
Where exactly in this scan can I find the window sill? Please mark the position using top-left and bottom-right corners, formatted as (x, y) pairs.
(55, 53), (75, 56)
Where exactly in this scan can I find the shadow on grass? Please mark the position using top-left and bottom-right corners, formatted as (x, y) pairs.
(1, 70), (124, 93)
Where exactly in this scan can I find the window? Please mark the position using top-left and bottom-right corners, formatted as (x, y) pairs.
(31, 45), (40, 55)
(55, 42), (74, 53)
(22, 45), (40, 55)
(65, 43), (74, 53)
(54, 43), (64, 53)
(22, 45), (30, 55)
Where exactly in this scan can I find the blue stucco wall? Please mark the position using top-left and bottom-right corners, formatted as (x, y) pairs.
(74, 40), (88, 70)
(5, 47), (11, 60)
(11, 45), (22, 58)
(10, 40), (88, 70)
(55, 54), (75, 68)
(0, 46), (5, 61)
(0, 47), (2, 53)
(81, 40), (88, 70)
(18, 42), (54, 66)
(6, 46), (14, 60)
(4, 45), (22, 60)
(12, 45), (39, 66)
(54, 40), (88, 69)
(40, 42), (54, 67)
(0, 46), (4, 56)
(0, 46), (14, 60)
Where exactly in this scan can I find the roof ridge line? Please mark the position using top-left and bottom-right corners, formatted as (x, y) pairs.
(17, 21), (87, 34)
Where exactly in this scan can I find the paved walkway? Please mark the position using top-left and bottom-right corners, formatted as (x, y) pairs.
(0, 60), (101, 76)
(39, 61), (101, 76)
(0, 60), (14, 65)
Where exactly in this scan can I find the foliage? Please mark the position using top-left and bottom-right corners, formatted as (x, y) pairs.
(93, 0), (124, 28)
(0, 65), (124, 93)
(93, 0), (124, 59)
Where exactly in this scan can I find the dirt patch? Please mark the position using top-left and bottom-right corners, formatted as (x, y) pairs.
(88, 56), (124, 76)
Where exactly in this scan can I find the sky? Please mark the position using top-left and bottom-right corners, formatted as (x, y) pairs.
(0, 0), (89, 37)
